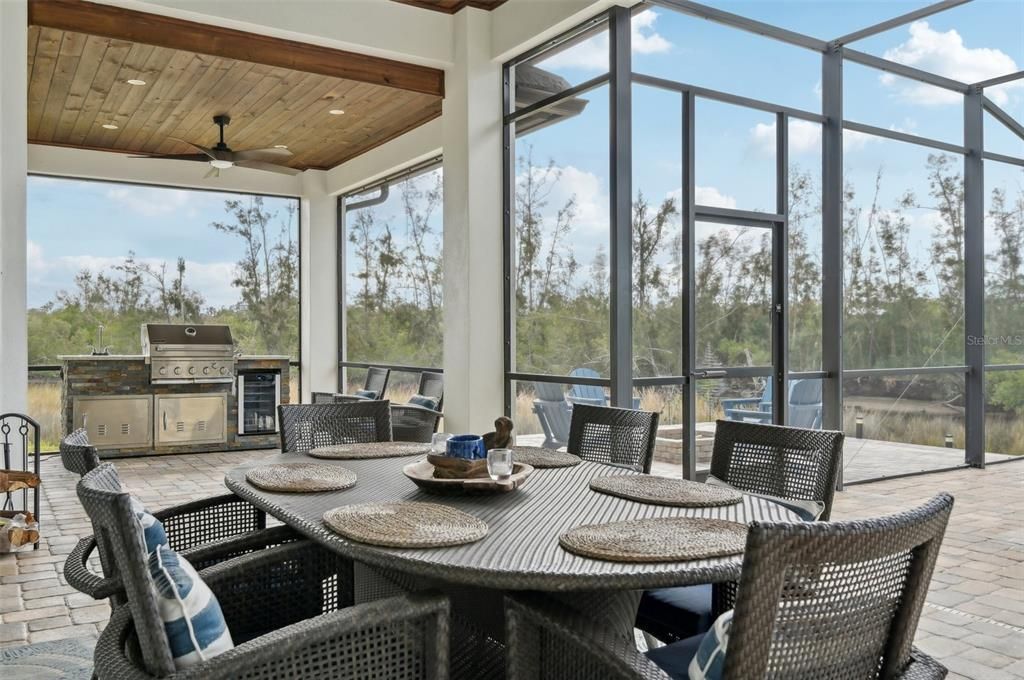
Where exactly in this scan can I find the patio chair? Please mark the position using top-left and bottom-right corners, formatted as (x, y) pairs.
(637, 419), (845, 644)
(312, 367), (392, 404)
(723, 379), (823, 429)
(532, 382), (573, 449)
(509, 493), (953, 680)
(391, 371), (444, 443)
(278, 400), (393, 452)
(567, 367), (607, 406)
(567, 403), (659, 473)
(60, 429), (276, 606)
(79, 463), (450, 680)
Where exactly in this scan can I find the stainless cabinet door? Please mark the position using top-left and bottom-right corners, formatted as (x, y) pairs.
(155, 394), (227, 446)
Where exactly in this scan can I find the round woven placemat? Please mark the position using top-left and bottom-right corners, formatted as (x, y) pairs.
(323, 502), (488, 548)
(246, 463), (356, 493)
(589, 475), (743, 507)
(308, 442), (431, 460)
(512, 446), (582, 469)
(559, 517), (747, 563)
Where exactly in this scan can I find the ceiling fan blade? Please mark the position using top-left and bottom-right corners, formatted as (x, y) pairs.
(233, 148), (294, 162)
(204, 166), (220, 179)
(234, 160), (302, 176)
(167, 136), (219, 160)
(129, 153), (211, 162)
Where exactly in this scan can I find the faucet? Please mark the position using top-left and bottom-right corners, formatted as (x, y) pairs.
(89, 324), (112, 356)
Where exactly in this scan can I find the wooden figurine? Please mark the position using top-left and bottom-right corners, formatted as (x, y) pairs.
(482, 417), (514, 451)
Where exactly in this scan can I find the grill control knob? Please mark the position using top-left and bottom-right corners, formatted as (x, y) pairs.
(220, 367), (228, 375)
(188, 366), (196, 375)
(173, 366), (182, 375)
(203, 367), (210, 375)
(158, 366), (167, 375)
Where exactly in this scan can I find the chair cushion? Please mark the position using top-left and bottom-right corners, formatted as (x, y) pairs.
(148, 544), (234, 669)
(408, 394), (440, 410)
(355, 389), (378, 399)
(645, 632), (704, 680)
(130, 496), (168, 553)
(706, 475), (824, 521)
(636, 584), (713, 643)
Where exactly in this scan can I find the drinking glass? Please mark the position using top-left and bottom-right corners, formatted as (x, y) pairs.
(487, 448), (514, 481)
(431, 433), (452, 455)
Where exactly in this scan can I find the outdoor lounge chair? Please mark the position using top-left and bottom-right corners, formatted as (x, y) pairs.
(567, 367), (607, 406)
(636, 419), (845, 644)
(509, 493), (953, 680)
(278, 400), (393, 452)
(722, 378), (823, 429)
(567, 403), (659, 473)
(532, 381), (572, 449)
(79, 463), (450, 680)
(312, 367), (391, 404)
(391, 371), (444, 442)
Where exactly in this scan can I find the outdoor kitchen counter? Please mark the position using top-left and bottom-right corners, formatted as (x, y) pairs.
(60, 355), (289, 458)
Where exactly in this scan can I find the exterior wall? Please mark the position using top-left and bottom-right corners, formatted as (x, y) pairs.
(61, 356), (288, 457)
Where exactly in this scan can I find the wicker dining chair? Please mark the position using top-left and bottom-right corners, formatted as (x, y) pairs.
(566, 403), (659, 473)
(60, 434), (279, 610)
(391, 371), (444, 443)
(278, 400), (393, 452)
(78, 464), (450, 680)
(637, 419), (845, 644)
(509, 493), (954, 680)
(59, 428), (101, 477)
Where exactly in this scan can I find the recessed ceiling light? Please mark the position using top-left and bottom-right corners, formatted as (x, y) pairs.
(101, 123), (118, 130)
(273, 144), (288, 149)
(328, 109), (345, 115)
(126, 79), (146, 86)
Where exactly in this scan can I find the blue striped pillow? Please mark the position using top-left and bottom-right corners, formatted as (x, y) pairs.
(688, 610), (732, 680)
(148, 544), (234, 669)
(129, 496), (168, 553)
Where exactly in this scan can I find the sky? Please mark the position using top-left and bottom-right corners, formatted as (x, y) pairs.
(27, 0), (1024, 310)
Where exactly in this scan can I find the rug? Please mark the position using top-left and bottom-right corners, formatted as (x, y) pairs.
(0, 636), (94, 679)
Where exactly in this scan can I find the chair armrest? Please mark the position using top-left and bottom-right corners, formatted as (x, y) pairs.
(390, 404), (444, 420)
(567, 396), (606, 407)
(897, 648), (948, 680)
(720, 397), (761, 410)
(723, 408), (772, 423)
(64, 536), (121, 600)
(154, 492), (266, 553)
(95, 586), (449, 680)
(506, 592), (669, 680)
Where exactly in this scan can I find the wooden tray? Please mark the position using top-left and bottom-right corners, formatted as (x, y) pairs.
(404, 460), (534, 495)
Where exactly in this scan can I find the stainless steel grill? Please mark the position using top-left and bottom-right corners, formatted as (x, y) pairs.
(141, 323), (236, 384)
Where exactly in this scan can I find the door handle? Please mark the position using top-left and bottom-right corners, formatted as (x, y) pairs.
(694, 370), (728, 378)
(162, 411), (167, 431)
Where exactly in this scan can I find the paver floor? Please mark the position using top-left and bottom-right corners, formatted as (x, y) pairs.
(1, 450), (1021, 679)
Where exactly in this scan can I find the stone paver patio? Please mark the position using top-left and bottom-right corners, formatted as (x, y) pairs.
(1, 450), (1021, 680)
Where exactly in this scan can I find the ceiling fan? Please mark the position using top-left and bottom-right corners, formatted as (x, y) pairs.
(131, 115), (301, 178)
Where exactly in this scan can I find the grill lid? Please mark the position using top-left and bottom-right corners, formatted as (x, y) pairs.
(143, 324), (233, 347)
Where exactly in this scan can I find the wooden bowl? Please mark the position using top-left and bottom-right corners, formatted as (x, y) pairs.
(404, 460), (535, 495)
(426, 453), (489, 479)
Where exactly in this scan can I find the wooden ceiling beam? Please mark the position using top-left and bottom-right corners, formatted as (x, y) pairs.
(392, 0), (508, 14)
(28, 0), (444, 97)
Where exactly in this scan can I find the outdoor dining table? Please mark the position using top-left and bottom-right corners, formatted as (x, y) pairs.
(224, 450), (802, 679)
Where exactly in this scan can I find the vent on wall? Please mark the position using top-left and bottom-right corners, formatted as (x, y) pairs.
(197, 421), (207, 432)
(97, 424), (107, 437)
(121, 423), (131, 435)
(176, 422), (185, 433)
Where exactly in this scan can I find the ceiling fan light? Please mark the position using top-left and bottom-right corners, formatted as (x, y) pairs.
(210, 159), (233, 169)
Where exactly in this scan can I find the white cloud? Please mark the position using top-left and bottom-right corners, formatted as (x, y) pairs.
(26, 241), (239, 308)
(881, 21), (1021, 106)
(749, 119), (912, 155)
(105, 185), (192, 217)
(666, 186), (738, 210)
(538, 10), (672, 71)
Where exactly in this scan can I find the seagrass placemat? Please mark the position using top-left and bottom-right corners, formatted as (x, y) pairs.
(559, 517), (747, 563)
(308, 442), (431, 459)
(323, 502), (488, 548)
(511, 446), (582, 469)
(246, 463), (357, 493)
(589, 475), (743, 507)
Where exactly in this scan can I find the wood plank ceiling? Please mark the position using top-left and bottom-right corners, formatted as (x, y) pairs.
(27, 1), (445, 172)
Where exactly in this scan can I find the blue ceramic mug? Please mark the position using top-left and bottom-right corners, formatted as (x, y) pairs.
(446, 434), (486, 460)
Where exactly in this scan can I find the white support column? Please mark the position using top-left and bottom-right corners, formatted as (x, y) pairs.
(300, 170), (339, 403)
(442, 8), (504, 434)
(0, 1), (28, 413)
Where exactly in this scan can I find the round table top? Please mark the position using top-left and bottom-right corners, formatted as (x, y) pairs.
(225, 452), (801, 591)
